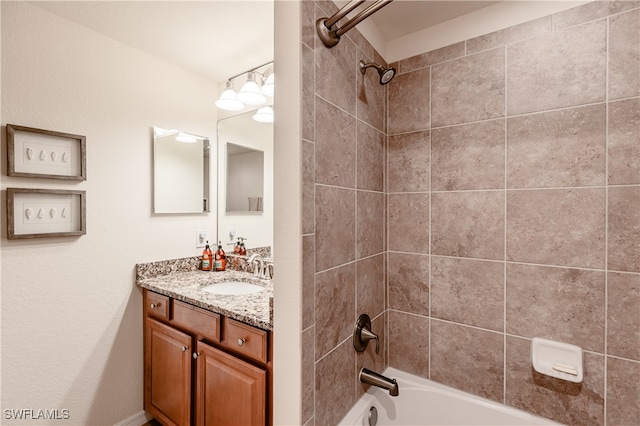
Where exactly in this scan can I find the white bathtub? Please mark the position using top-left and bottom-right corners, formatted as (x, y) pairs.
(339, 367), (560, 426)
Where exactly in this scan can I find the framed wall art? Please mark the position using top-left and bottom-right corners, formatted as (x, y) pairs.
(6, 124), (86, 180)
(6, 188), (86, 239)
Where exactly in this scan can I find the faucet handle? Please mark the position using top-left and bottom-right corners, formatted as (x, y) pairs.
(353, 314), (380, 354)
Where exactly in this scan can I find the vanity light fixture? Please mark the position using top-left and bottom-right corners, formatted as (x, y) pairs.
(214, 81), (244, 111)
(252, 105), (274, 123)
(215, 61), (274, 112)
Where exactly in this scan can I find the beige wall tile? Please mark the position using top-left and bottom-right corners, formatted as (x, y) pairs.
(507, 104), (606, 188)
(506, 263), (605, 352)
(507, 20), (606, 115)
(388, 310), (429, 379)
(606, 357), (640, 426)
(554, 0), (640, 30)
(356, 190), (385, 259)
(301, 326), (315, 424)
(314, 263), (355, 360)
(608, 186), (640, 272)
(607, 272), (640, 360)
(388, 130), (430, 193)
(432, 119), (505, 191)
(505, 336), (604, 425)
(397, 42), (465, 74)
(609, 9), (640, 100)
(388, 193), (430, 254)
(302, 44), (315, 142)
(431, 320), (504, 402)
(388, 67), (430, 134)
(507, 188), (606, 268)
(356, 254), (385, 319)
(314, 8), (356, 115)
(432, 191), (504, 260)
(302, 235), (315, 330)
(315, 185), (355, 272)
(314, 96), (356, 188)
(608, 98), (640, 185)
(314, 340), (356, 425)
(432, 47), (505, 127)
(388, 252), (429, 315)
(357, 122), (385, 191)
(302, 140), (315, 234)
(431, 256), (504, 331)
(466, 16), (551, 54)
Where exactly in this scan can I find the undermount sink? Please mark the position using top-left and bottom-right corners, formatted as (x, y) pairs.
(202, 281), (265, 295)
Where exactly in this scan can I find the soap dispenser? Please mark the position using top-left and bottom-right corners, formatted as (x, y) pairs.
(215, 241), (226, 272)
(201, 241), (213, 271)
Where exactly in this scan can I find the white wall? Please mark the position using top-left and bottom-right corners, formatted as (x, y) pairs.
(1, 3), (218, 424)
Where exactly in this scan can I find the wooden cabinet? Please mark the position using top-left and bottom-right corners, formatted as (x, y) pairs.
(145, 318), (192, 426)
(143, 289), (272, 426)
(195, 342), (266, 426)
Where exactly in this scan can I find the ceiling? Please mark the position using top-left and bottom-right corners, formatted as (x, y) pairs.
(31, 0), (550, 84)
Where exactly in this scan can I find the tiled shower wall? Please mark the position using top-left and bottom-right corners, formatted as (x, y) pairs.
(301, 1), (639, 425)
(387, 2), (639, 426)
(301, 1), (389, 424)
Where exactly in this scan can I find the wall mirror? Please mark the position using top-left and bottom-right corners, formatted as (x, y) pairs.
(226, 143), (264, 213)
(217, 111), (273, 251)
(153, 127), (210, 214)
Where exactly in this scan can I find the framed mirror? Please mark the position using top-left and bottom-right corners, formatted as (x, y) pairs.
(217, 111), (273, 250)
(153, 127), (210, 214)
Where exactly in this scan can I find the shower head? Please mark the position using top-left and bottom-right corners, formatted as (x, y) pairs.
(359, 60), (396, 85)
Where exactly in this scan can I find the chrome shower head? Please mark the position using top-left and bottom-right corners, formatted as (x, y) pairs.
(359, 60), (396, 85)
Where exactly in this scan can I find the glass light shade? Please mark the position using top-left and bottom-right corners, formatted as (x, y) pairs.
(237, 72), (266, 105)
(175, 133), (198, 143)
(215, 82), (244, 111)
(261, 72), (274, 97)
(253, 106), (274, 123)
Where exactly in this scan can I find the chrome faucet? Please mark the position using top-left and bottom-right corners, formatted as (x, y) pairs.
(359, 368), (399, 397)
(248, 253), (267, 279)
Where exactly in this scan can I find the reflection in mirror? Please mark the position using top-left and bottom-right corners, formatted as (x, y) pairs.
(226, 143), (264, 213)
(217, 111), (273, 251)
(153, 127), (210, 214)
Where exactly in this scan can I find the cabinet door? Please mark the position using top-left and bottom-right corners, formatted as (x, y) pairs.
(145, 317), (192, 426)
(195, 341), (266, 426)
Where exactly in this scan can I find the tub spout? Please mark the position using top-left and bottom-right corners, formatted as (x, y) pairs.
(359, 368), (399, 397)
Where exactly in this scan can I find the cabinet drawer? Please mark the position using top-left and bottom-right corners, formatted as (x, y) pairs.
(146, 291), (170, 320)
(225, 318), (268, 363)
(172, 301), (220, 343)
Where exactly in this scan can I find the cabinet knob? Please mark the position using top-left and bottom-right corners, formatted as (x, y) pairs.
(237, 338), (246, 346)
(150, 303), (160, 309)
(181, 345), (189, 352)
(193, 352), (200, 359)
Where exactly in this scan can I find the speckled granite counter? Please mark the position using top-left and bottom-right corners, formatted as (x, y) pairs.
(136, 257), (273, 331)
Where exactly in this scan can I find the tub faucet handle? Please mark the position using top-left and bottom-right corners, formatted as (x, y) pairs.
(353, 314), (380, 354)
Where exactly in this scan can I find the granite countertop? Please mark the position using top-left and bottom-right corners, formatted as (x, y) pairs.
(136, 257), (273, 331)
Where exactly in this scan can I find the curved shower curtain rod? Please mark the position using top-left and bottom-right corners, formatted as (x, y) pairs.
(316, 0), (395, 48)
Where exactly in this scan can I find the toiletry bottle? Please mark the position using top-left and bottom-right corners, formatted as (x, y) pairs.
(234, 237), (241, 254)
(201, 241), (213, 271)
(215, 241), (226, 271)
(239, 241), (246, 256)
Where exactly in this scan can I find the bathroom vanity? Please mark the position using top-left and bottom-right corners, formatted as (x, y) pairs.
(136, 259), (273, 426)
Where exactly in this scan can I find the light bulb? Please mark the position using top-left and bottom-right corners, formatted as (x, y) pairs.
(237, 72), (266, 105)
(253, 106), (274, 123)
(215, 81), (244, 111)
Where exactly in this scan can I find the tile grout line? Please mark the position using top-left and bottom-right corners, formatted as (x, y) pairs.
(603, 14), (610, 426)
(428, 62), (433, 380)
(503, 43), (509, 405)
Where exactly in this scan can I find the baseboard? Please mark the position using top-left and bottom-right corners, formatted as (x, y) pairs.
(113, 410), (151, 426)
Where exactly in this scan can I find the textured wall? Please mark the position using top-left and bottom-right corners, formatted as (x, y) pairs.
(302, 1), (639, 425)
(387, 2), (639, 425)
(300, 1), (388, 424)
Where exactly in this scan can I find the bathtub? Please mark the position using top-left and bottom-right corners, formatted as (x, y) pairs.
(339, 367), (560, 426)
